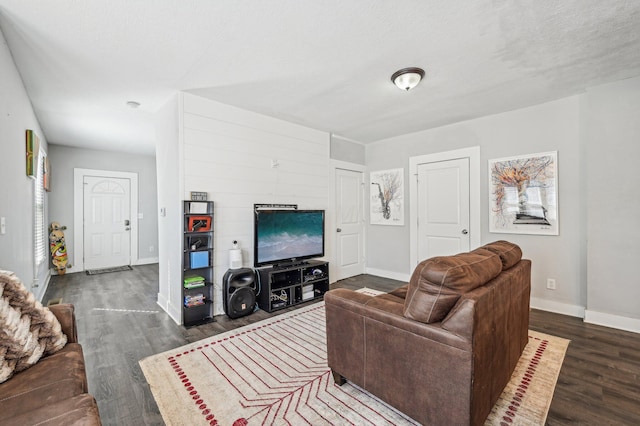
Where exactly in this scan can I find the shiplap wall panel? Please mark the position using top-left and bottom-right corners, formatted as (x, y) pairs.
(183, 94), (326, 144)
(184, 116), (326, 156)
(180, 93), (329, 315)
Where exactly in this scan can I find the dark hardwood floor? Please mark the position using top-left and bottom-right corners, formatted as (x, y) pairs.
(44, 265), (640, 425)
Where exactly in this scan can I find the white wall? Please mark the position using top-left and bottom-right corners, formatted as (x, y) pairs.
(155, 93), (330, 322)
(47, 144), (159, 268)
(366, 96), (585, 316)
(0, 28), (49, 300)
(330, 134), (365, 165)
(584, 76), (640, 331)
(155, 93), (182, 322)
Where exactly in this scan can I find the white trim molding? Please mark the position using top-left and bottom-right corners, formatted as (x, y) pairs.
(530, 297), (585, 318)
(584, 310), (640, 334)
(73, 168), (139, 271)
(156, 293), (181, 325)
(135, 257), (159, 265)
(364, 267), (411, 283)
(35, 269), (51, 303)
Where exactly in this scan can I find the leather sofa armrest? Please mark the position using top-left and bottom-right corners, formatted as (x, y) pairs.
(48, 303), (78, 343)
(441, 298), (476, 341)
(325, 289), (471, 350)
(324, 288), (373, 306)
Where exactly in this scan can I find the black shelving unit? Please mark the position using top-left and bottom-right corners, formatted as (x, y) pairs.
(182, 200), (214, 327)
(256, 260), (329, 313)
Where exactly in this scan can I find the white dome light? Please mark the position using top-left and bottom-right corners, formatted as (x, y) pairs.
(391, 67), (425, 91)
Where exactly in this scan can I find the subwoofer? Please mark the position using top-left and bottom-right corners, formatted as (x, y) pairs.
(223, 268), (257, 319)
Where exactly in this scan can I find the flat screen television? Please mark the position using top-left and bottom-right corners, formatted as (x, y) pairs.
(253, 209), (325, 268)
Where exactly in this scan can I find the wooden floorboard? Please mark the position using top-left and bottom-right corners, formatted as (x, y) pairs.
(44, 264), (640, 425)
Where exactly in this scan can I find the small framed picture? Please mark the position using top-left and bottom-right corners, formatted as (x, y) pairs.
(190, 191), (208, 201)
(370, 168), (404, 226)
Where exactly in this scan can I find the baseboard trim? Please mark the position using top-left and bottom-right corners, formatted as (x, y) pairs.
(530, 297), (585, 318)
(135, 257), (159, 265)
(36, 270), (52, 303)
(156, 294), (182, 325)
(358, 272), (639, 334)
(50, 267), (81, 275)
(584, 310), (640, 334)
(364, 267), (411, 283)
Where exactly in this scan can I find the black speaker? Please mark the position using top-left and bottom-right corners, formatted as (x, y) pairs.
(223, 268), (257, 319)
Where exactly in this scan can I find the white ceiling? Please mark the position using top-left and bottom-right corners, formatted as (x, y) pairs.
(1, 1), (640, 155)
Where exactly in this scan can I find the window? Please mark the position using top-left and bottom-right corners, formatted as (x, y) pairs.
(34, 151), (46, 267)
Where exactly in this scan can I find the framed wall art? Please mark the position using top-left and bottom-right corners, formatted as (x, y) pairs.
(489, 151), (558, 235)
(26, 129), (39, 179)
(370, 168), (404, 225)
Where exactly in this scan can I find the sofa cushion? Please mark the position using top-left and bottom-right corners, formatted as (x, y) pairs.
(0, 270), (67, 383)
(5, 393), (101, 426)
(404, 250), (502, 323)
(388, 285), (409, 299)
(480, 240), (522, 270)
(0, 343), (88, 421)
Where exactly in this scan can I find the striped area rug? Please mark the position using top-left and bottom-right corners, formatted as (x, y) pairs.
(140, 300), (568, 426)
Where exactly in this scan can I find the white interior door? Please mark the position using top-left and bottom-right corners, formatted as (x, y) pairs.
(335, 168), (365, 280)
(83, 176), (131, 269)
(417, 158), (470, 262)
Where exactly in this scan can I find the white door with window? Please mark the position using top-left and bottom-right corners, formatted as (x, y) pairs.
(335, 168), (365, 280)
(83, 176), (131, 269)
(417, 158), (470, 261)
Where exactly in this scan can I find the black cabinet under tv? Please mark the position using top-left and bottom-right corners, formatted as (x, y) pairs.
(256, 260), (329, 313)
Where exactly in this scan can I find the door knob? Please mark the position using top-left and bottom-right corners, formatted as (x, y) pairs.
(337, 228), (342, 232)
(462, 229), (468, 235)
(125, 227), (130, 231)
(124, 219), (130, 226)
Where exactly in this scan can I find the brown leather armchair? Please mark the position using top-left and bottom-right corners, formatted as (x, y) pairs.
(325, 241), (530, 425)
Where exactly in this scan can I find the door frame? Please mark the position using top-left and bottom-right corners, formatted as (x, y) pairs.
(73, 168), (139, 272)
(328, 160), (366, 282)
(409, 147), (481, 269)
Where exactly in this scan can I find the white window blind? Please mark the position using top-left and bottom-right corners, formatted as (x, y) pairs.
(34, 152), (46, 267)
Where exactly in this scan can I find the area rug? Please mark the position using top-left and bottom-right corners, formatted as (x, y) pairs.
(140, 302), (569, 426)
(85, 265), (133, 275)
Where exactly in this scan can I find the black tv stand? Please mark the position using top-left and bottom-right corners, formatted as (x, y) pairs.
(256, 260), (329, 312)
(272, 260), (309, 270)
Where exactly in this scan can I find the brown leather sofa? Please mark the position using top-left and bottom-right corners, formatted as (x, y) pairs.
(325, 241), (530, 426)
(0, 304), (101, 425)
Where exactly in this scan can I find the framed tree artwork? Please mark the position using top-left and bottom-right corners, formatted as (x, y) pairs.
(370, 168), (404, 225)
(489, 151), (558, 235)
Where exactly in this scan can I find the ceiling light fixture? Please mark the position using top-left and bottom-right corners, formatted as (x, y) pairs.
(391, 67), (425, 91)
(126, 101), (141, 108)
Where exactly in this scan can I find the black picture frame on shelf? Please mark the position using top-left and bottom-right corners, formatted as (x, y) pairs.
(188, 235), (209, 250)
(190, 191), (208, 201)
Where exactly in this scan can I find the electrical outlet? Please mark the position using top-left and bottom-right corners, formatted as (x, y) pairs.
(546, 278), (556, 290)
(149, 245), (154, 252)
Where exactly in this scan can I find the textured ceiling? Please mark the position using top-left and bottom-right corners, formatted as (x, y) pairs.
(1, 1), (640, 155)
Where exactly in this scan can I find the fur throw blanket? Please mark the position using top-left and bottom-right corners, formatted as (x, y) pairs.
(0, 270), (67, 383)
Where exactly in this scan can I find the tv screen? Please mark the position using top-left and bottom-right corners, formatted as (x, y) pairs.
(254, 209), (325, 267)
